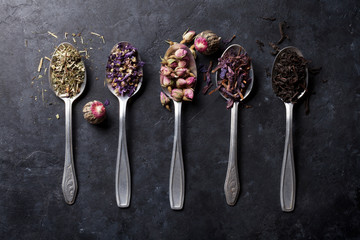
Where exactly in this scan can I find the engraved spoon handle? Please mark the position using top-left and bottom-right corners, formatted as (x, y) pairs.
(280, 102), (296, 212)
(169, 101), (184, 210)
(62, 99), (78, 205)
(116, 97), (131, 208)
(224, 101), (240, 206)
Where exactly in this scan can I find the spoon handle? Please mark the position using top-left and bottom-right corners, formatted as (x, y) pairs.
(62, 99), (78, 205)
(116, 97), (130, 208)
(169, 101), (184, 210)
(224, 101), (240, 206)
(280, 102), (296, 212)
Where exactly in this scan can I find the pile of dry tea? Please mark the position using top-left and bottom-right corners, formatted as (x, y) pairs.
(211, 47), (252, 109)
(50, 43), (85, 98)
(106, 42), (144, 97)
(160, 46), (196, 102)
(272, 48), (308, 103)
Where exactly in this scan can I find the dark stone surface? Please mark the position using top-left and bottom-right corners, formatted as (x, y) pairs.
(0, 0), (359, 239)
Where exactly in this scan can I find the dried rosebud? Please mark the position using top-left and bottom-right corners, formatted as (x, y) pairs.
(174, 48), (187, 59)
(160, 91), (170, 106)
(177, 60), (187, 68)
(170, 72), (178, 79)
(175, 67), (187, 77)
(161, 75), (173, 87)
(185, 76), (196, 87)
(171, 88), (184, 102)
(194, 30), (221, 55)
(181, 30), (196, 44)
(176, 78), (187, 88)
(83, 100), (106, 124)
(183, 88), (194, 101)
(160, 65), (172, 76)
(169, 61), (178, 69)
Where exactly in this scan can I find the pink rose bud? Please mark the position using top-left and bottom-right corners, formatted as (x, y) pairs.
(171, 88), (184, 102)
(169, 61), (178, 68)
(174, 48), (187, 59)
(177, 60), (187, 68)
(194, 36), (208, 53)
(161, 75), (173, 87)
(175, 67), (187, 77)
(170, 72), (177, 78)
(185, 77), (196, 87)
(182, 30), (196, 43)
(160, 65), (171, 76)
(176, 78), (187, 88)
(183, 88), (194, 101)
(160, 92), (170, 106)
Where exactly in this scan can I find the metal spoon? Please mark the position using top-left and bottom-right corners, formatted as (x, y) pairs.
(161, 43), (197, 210)
(106, 42), (143, 208)
(271, 46), (308, 212)
(49, 42), (87, 205)
(215, 44), (254, 206)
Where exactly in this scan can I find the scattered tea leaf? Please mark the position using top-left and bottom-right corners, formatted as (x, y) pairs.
(38, 57), (43, 72)
(260, 16), (276, 21)
(48, 31), (58, 39)
(277, 21), (289, 45)
(256, 40), (265, 52)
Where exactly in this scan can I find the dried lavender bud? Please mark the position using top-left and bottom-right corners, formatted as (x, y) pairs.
(106, 42), (144, 97)
(272, 48), (308, 103)
(50, 43), (85, 98)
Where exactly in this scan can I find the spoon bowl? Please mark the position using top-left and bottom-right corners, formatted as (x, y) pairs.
(271, 46), (308, 212)
(214, 43), (253, 206)
(161, 43), (197, 99)
(106, 41), (143, 208)
(215, 44), (254, 102)
(271, 46), (308, 103)
(49, 42), (87, 205)
(107, 42), (143, 99)
(160, 43), (197, 210)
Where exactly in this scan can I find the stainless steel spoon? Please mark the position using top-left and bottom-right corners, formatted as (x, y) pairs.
(271, 46), (308, 212)
(161, 43), (197, 210)
(49, 42), (87, 205)
(106, 42), (143, 208)
(215, 44), (254, 206)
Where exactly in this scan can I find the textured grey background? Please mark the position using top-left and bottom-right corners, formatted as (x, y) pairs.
(0, 0), (359, 239)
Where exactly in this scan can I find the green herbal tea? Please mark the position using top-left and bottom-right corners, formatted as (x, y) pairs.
(50, 43), (85, 98)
